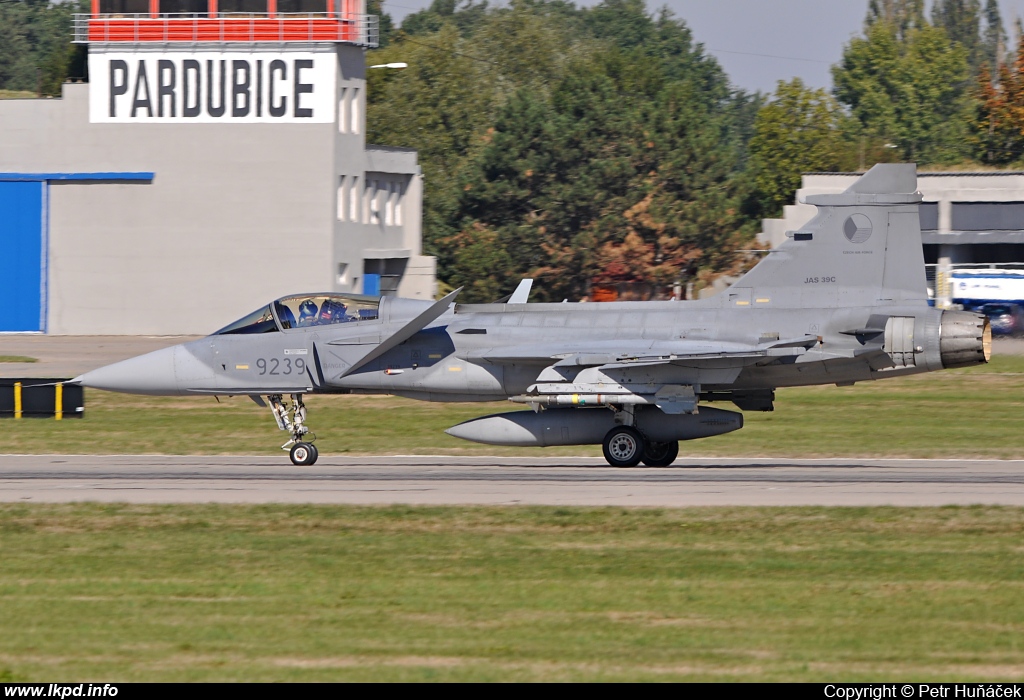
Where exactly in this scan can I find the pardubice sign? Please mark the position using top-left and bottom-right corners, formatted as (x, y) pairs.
(89, 52), (336, 123)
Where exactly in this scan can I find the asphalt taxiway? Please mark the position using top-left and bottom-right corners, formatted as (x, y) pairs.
(1, 455), (1022, 506)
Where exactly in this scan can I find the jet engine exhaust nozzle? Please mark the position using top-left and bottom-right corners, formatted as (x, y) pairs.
(939, 310), (992, 369)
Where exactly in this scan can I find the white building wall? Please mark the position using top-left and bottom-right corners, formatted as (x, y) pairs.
(0, 43), (434, 335)
(760, 171), (1024, 248)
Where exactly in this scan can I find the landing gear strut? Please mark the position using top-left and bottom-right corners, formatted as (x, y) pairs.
(268, 393), (318, 465)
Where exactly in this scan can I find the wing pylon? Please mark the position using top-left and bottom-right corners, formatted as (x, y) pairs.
(496, 336), (821, 414)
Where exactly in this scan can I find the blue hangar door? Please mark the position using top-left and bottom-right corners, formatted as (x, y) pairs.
(0, 181), (44, 332)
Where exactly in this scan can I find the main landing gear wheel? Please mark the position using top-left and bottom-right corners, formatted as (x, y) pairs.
(642, 441), (679, 467)
(602, 426), (645, 468)
(290, 442), (318, 466)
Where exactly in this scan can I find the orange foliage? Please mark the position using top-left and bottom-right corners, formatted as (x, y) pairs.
(976, 33), (1024, 162)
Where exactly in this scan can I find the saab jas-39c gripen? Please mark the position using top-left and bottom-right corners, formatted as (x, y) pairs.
(73, 164), (992, 467)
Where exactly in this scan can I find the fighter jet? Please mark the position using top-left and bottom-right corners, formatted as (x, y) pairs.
(73, 164), (991, 467)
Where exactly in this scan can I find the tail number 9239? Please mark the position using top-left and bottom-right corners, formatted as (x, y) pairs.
(256, 358), (306, 376)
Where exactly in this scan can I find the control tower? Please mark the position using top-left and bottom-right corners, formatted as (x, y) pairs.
(75, 1), (378, 124)
(0, 0), (433, 334)
(77, 0), (376, 44)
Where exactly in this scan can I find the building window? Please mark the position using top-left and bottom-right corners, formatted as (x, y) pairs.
(362, 174), (408, 228)
(920, 202), (939, 231)
(100, 0), (149, 14)
(337, 262), (348, 286)
(369, 179), (380, 225)
(350, 87), (360, 135)
(349, 176), (359, 222)
(952, 202), (1024, 231)
(338, 87), (348, 133)
(277, 0), (327, 12)
(159, 0), (208, 15)
(218, 0), (269, 13)
(362, 178), (371, 224)
(337, 176), (346, 221)
(364, 258), (408, 297)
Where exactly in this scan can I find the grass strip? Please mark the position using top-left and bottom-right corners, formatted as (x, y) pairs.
(0, 503), (1021, 682)
(0, 356), (38, 363)
(2, 356), (1023, 458)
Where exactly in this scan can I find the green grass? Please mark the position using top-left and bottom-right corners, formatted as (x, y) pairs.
(0, 356), (38, 363)
(0, 90), (36, 99)
(3, 356), (1023, 458)
(0, 504), (1021, 681)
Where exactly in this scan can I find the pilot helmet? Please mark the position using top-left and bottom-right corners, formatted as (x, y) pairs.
(319, 299), (348, 323)
(298, 299), (319, 324)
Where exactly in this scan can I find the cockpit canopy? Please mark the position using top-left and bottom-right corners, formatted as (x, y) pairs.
(213, 294), (381, 335)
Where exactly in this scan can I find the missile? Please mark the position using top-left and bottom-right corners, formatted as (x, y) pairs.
(445, 406), (742, 447)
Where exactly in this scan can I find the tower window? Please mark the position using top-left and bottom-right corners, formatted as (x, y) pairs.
(99, 0), (149, 14)
(218, 0), (269, 14)
(278, 0), (327, 12)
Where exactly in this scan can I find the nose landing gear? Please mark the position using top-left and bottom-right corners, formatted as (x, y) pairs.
(268, 393), (318, 465)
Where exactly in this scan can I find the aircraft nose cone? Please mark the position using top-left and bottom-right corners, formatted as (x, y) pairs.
(72, 345), (198, 396)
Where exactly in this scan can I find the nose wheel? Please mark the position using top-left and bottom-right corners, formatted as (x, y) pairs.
(268, 394), (318, 465)
(289, 442), (318, 466)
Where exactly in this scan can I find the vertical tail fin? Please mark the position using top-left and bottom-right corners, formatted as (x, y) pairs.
(728, 164), (926, 309)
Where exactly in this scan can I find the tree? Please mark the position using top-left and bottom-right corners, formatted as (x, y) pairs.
(399, 0), (490, 38)
(581, 1), (731, 105)
(446, 48), (753, 302)
(980, 0), (1007, 73)
(748, 79), (856, 218)
(367, 0), (395, 47)
(368, 0), (759, 300)
(866, 0), (925, 40)
(0, 12), (36, 92)
(367, 2), (582, 253)
(833, 19), (973, 164)
(975, 33), (1024, 164)
(931, 0), (982, 74)
(0, 0), (86, 96)
(367, 25), (496, 248)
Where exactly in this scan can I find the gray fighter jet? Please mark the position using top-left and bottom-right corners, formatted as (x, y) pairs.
(73, 164), (991, 467)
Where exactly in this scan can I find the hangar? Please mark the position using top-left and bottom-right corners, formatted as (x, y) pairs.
(0, 1), (435, 335)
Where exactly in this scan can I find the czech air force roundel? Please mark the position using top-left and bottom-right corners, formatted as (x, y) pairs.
(843, 214), (873, 244)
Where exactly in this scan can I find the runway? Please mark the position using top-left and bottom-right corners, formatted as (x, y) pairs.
(1, 454), (1023, 506)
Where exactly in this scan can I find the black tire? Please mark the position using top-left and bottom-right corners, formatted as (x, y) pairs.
(290, 442), (317, 466)
(602, 426), (645, 468)
(307, 443), (319, 465)
(642, 440), (679, 467)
